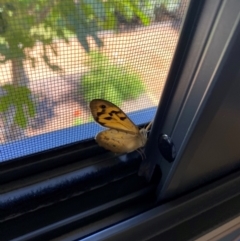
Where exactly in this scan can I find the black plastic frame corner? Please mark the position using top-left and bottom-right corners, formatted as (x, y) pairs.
(81, 169), (240, 241)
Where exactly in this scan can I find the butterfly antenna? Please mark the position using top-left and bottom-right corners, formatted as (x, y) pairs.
(145, 121), (153, 132)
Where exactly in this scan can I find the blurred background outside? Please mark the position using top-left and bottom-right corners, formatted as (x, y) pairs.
(0, 0), (188, 160)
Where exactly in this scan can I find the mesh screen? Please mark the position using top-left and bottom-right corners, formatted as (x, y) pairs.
(0, 0), (189, 161)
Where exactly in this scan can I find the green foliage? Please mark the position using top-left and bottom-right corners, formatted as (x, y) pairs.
(58, 0), (151, 51)
(73, 117), (84, 126)
(0, 0), (151, 59)
(138, 0), (158, 21)
(0, 85), (36, 128)
(156, 0), (180, 12)
(81, 51), (145, 106)
(73, 117), (94, 126)
(136, 0), (180, 22)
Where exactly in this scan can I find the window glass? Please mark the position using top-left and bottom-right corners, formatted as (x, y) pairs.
(0, 0), (189, 161)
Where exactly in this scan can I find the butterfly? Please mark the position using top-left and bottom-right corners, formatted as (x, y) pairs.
(90, 99), (152, 155)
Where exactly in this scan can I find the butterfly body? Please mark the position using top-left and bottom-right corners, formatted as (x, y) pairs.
(90, 99), (150, 154)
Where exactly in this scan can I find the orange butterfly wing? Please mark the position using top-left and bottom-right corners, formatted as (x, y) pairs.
(90, 99), (139, 134)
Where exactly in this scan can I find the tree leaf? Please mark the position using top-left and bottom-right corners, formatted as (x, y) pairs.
(14, 104), (27, 128)
(0, 96), (11, 112)
(83, 0), (106, 20)
(0, 85), (36, 128)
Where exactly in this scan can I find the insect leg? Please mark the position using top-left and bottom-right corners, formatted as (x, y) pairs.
(136, 148), (146, 160)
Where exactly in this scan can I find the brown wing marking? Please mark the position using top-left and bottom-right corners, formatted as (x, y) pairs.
(90, 99), (139, 134)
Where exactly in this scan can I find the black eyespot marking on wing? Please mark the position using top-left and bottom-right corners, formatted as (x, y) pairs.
(120, 117), (127, 121)
(109, 110), (121, 117)
(111, 110), (121, 114)
(96, 104), (108, 117)
(104, 117), (112, 120)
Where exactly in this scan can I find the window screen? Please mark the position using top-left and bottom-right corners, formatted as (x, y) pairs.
(0, 0), (189, 162)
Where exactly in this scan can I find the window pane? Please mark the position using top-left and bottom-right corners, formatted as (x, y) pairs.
(0, 0), (189, 161)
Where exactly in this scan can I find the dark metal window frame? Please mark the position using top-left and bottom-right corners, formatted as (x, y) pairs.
(82, 169), (240, 241)
(157, 0), (240, 200)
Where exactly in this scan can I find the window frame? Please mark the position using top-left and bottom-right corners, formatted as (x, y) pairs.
(150, 0), (240, 201)
(81, 169), (240, 241)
